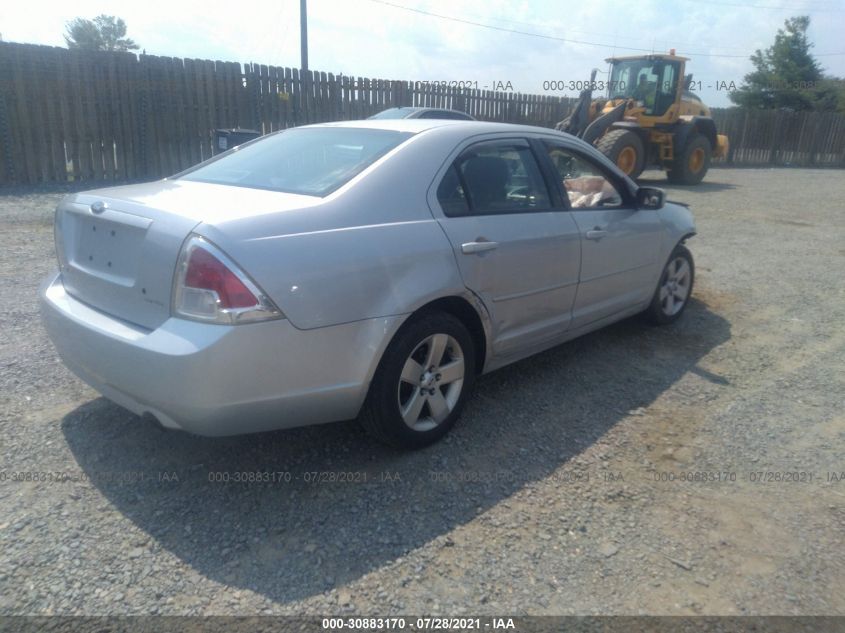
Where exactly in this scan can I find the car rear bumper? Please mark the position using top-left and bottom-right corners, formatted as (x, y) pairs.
(39, 273), (402, 436)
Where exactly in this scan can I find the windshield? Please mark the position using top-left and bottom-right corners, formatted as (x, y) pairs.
(608, 59), (680, 116)
(180, 127), (414, 196)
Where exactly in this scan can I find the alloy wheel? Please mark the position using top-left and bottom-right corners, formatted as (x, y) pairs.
(659, 256), (692, 316)
(397, 333), (465, 432)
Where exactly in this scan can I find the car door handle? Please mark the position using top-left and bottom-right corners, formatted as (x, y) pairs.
(585, 229), (608, 241)
(461, 240), (499, 254)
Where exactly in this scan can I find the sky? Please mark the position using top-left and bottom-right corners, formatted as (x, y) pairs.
(2, 0), (844, 107)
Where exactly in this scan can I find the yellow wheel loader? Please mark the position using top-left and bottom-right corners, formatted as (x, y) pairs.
(555, 52), (729, 184)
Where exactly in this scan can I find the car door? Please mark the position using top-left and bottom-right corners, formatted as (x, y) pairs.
(541, 140), (664, 328)
(431, 138), (582, 356)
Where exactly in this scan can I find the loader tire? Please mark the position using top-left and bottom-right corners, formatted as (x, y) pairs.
(597, 129), (645, 179)
(667, 133), (711, 185)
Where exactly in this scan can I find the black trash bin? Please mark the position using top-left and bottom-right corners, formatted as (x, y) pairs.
(212, 128), (261, 154)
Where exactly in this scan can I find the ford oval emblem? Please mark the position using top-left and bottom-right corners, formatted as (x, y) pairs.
(91, 201), (107, 214)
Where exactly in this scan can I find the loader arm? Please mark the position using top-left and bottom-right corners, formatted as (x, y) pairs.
(582, 101), (627, 146)
(554, 69), (597, 137)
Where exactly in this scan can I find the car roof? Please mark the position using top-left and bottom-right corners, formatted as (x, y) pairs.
(315, 120), (638, 196)
(294, 119), (635, 191)
(306, 119), (565, 136)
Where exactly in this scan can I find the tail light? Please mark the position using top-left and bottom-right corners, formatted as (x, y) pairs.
(172, 235), (282, 324)
(54, 208), (67, 272)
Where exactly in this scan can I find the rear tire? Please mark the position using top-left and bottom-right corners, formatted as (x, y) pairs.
(597, 129), (645, 179)
(645, 244), (695, 325)
(360, 312), (476, 449)
(667, 134), (711, 185)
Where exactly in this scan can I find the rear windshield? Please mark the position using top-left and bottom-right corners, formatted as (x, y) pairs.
(180, 127), (414, 196)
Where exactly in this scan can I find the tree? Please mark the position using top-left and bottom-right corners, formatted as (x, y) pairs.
(730, 16), (826, 111)
(64, 15), (139, 52)
(814, 77), (845, 114)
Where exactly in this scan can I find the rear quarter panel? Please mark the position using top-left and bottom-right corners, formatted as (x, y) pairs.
(197, 129), (469, 330)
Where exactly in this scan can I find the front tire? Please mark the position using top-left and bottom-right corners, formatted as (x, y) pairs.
(645, 244), (695, 325)
(597, 129), (645, 179)
(360, 312), (476, 449)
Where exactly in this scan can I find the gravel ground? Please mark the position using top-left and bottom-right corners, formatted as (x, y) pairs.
(0, 168), (843, 616)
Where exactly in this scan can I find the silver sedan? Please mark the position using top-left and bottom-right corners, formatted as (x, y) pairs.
(40, 120), (696, 449)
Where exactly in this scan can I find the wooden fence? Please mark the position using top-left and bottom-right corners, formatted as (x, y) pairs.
(710, 107), (845, 167)
(1, 41), (844, 186)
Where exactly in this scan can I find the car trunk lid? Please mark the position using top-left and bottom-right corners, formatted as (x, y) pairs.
(55, 180), (320, 330)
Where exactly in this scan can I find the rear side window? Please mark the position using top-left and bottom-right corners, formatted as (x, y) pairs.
(180, 127), (413, 197)
(436, 166), (470, 216)
(438, 140), (551, 216)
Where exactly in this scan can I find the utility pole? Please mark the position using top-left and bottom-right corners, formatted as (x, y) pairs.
(300, 0), (309, 71)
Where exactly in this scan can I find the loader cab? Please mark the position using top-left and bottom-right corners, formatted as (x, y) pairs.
(607, 55), (684, 119)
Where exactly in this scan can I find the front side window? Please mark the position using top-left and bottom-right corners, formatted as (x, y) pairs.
(545, 145), (624, 209)
(180, 127), (413, 197)
(439, 141), (551, 216)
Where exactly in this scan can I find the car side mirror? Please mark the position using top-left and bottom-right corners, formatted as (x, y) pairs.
(636, 186), (665, 210)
